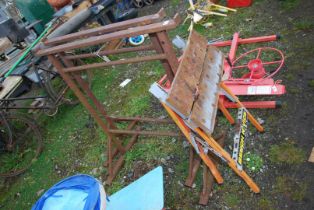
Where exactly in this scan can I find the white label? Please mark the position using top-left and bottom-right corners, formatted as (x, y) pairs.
(247, 86), (257, 95)
(271, 85), (278, 92)
(119, 79), (131, 88)
(247, 86), (272, 95)
(163, 20), (170, 25)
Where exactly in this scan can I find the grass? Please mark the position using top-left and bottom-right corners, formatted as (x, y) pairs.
(0, 53), (168, 209)
(170, 0), (181, 7)
(269, 141), (306, 164)
(224, 193), (240, 208)
(280, 0), (300, 10)
(258, 196), (274, 210)
(294, 20), (314, 31)
(1, 0), (313, 209)
(244, 152), (264, 172)
(274, 176), (308, 201)
(308, 80), (314, 88)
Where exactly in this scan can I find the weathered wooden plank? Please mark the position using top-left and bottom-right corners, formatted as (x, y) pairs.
(0, 76), (23, 99)
(309, 147), (314, 163)
(166, 30), (223, 135)
(188, 46), (224, 135)
(0, 37), (12, 54)
(166, 30), (208, 118)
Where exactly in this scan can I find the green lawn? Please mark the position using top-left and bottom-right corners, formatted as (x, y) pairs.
(1, 0), (312, 209)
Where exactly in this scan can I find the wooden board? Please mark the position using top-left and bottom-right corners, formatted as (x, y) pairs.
(166, 30), (208, 118)
(166, 30), (224, 135)
(0, 37), (12, 54)
(0, 76), (23, 99)
(63, 1), (92, 20)
(309, 147), (314, 163)
(0, 50), (25, 76)
(188, 46), (224, 134)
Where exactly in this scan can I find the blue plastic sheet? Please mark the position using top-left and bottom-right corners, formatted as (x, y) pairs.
(32, 174), (102, 210)
(106, 166), (164, 210)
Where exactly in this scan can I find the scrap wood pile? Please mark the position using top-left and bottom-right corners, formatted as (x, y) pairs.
(34, 1), (287, 207)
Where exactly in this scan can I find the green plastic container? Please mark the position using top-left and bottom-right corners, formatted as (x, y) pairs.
(14, 0), (54, 34)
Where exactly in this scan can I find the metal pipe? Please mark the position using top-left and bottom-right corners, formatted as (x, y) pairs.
(37, 15), (180, 56)
(64, 54), (167, 72)
(110, 116), (173, 124)
(64, 44), (155, 60)
(0, 96), (47, 101)
(108, 129), (181, 137)
(211, 35), (278, 47)
(45, 8), (166, 46)
(4, 22), (53, 78)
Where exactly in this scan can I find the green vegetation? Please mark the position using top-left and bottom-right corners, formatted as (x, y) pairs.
(217, 181), (251, 208)
(274, 176), (307, 201)
(0, 52), (169, 209)
(2, 0), (313, 209)
(285, 73), (295, 81)
(308, 80), (314, 88)
(269, 141), (306, 164)
(294, 20), (314, 31)
(288, 86), (301, 94)
(258, 196), (274, 210)
(224, 193), (240, 208)
(171, 0), (181, 7)
(244, 152), (264, 172)
(280, 0), (300, 10)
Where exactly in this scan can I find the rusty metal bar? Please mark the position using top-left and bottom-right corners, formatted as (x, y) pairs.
(37, 15), (181, 56)
(64, 44), (155, 60)
(104, 122), (139, 167)
(185, 146), (202, 187)
(107, 135), (113, 180)
(106, 153), (125, 185)
(60, 53), (117, 130)
(110, 116), (173, 124)
(108, 129), (181, 137)
(64, 54), (167, 72)
(156, 31), (179, 75)
(199, 134), (225, 205)
(45, 8), (167, 46)
(47, 54), (126, 152)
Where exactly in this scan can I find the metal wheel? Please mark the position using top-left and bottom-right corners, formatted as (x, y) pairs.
(143, 0), (154, 5)
(0, 112), (43, 178)
(40, 65), (79, 106)
(132, 0), (144, 8)
(129, 35), (145, 46)
(231, 47), (284, 84)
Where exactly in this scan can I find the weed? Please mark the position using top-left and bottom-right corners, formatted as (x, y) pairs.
(288, 86), (301, 94)
(126, 95), (151, 116)
(244, 152), (264, 172)
(285, 73), (295, 81)
(269, 141), (306, 164)
(171, 0), (181, 7)
(308, 80), (314, 88)
(224, 193), (240, 208)
(280, 0), (300, 10)
(294, 20), (314, 31)
(258, 196), (274, 210)
(274, 176), (307, 201)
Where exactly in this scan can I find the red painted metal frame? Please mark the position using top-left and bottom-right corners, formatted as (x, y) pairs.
(211, 32), (286, 109)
